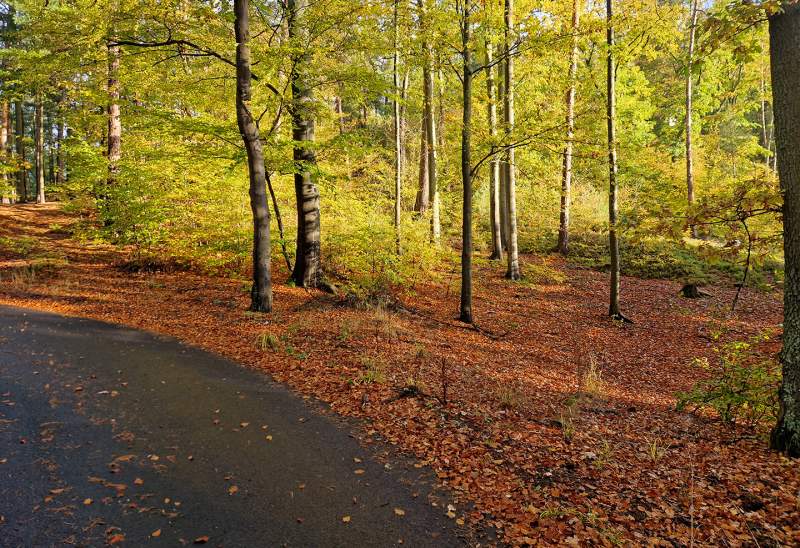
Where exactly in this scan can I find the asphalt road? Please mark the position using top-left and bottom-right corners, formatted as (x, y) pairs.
(0, 306), (470, 547)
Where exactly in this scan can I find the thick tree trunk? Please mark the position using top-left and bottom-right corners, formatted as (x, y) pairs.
(107, 42), (121, 188)
(393, 0), (402, 253)
(415, 111), (430, 212)
(34, 96), (45, 204)
(288, 0), (322, 288)
(769, 1), (800, 458)
(459, 3), (473, 324)
(685, 0), (699, 238)
(498, 62), (509, 251)
(503, 0), (521, 280)
(14, 101), (26, 202)
(607, 0), (622, 319)
(234, 0), (273, 312)
(557, 0), (580, 255)
(486, 42), (503, 261)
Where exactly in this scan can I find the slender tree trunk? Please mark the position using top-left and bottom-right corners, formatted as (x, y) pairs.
(107, 42), (121, 189)
(498, 61), (508, 250)
(235, 0), (272, 312)
(14, 101), (26, 202)
(503, 0), (521, 280)
(486, 41), (503, 261)
(607, 0), (622, 319)
(685, 0), (699, 238)
(393, 0), (402, 253)
(288, 0), (322, 288)
(335, 95), (344, 135)
(558, 0), (580, 255)
(419, 0), (439, 241)
(34, 95), (45, 204)
(1, 101), (8, 203)
(760, 71), (772, 168)
(56, 119), (65, 186)
(459, 2), (473, 324)
(769, 0), (800, 458)
(415, 111), (430, 212)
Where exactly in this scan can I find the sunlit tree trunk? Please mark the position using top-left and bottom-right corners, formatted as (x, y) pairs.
(14, 101), (26, 202)
(234, 0), (272, 312)
(459, 0), (474, 324)
(498, 61), (508, 250)
(107, 42), (121, 189)
(418, 0), (439, 241)
(288, 0), (322, 288)
(34, 95), (45, 204)
(769, 0), (800, 458)
(485, 41), (503, 261)
(415, 111), (429, 212)
(607, 0), (622, 320)
(685, 0), (699, 238)
(56, 119), (66, 186)
(393, 0), (402, 253)
(503, 0), (521, 280)
(1, 101), (9, 203)
(557, 0), (580, 255)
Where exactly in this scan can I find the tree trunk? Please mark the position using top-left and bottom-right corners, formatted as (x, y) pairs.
(418, 0), (439, 241)
(607, 0), (623, 319)
(234, 0), (273, 312)
(1, 101), (8, 203)
(14, 101), (26, 202)
(459, 2), (473, 324)
(288, 0), (322, 288)
(503, 0), (521, 280)
(107, 42), (121, 189)
(485, 41), (503, 261)
(685, 0), (699, 238)
(557, 0), (580, 255)
(34, 95), (45, 204)
(56, 119), (65, 186)
(415, 110), (430, 212)
(393, 0), (402, 254)
(769, 0), (800, 458)
(498, 61), (509, 251)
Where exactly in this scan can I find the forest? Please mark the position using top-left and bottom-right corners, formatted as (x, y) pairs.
(0, 0), (798, 545)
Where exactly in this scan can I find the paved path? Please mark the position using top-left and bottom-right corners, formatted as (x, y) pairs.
(0, 306), (467, 547)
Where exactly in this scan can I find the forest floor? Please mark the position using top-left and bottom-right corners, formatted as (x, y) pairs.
(1, 203), (797, 547)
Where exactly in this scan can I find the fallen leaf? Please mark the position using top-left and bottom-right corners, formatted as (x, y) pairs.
(83, 498), (93, 505)
(134, 478), (144, 485)
(194, 535), (209, 544)
(394, 508), (405, 516)
(108, 534), (125, 544)
(228, 485), (239, 495)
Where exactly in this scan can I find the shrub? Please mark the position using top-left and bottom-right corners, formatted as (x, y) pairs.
(676, 332), (780, 429)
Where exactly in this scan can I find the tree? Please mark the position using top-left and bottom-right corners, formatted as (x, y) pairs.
(606, 0), (624, 321)
(288, 0), (322, 288)
(502, 0), (521, 280)
(234, 0), (272, 313)
(557, 0), (580, 255)
(393, 0), (402, 253)
(34, 92), (43, 203)
(418, 0), (440, 241)
(107, 41), (121, 189)
(685, 0), (699, 238)
(769, 0), (800, 458)
(14, 100), (25, 202)
(458, 0), (474, 323)
(485, 40), (502, 261)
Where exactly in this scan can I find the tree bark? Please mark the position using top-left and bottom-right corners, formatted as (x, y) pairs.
(503, 0), (521, 280)
(288, 0), (322, 288)
(607, 0), (622, 319)
(485, 41), (503, 261)
(498, 61), (508, 250)
(56, 119), (66, 186)
(1, 101), (8, 203)
(14, 101), (26, 202)
(234, 0), (273, 312)
(769, 0), (800, 458)
(34, 95), (45, 204)
(418, 0), (439, 241)
(415, 110), (429, 212)
(107, 42), (121, 188)
(557, 0), (580, 255)
(393, 0), (402, 254)
(459, 1), (473, 324)
(685, 0), (699, 238)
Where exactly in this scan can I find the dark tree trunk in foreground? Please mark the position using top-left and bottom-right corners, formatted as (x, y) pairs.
(14, 101), (26, 202)
(606, 0), (623, 320)
(769, 0), (800, 457)
(418, 0), (439, 241)
(503, 0), (521, 280)
(393, 0), (402, 253)
(1, 101), (8, 203)
(235, 0), (273, 312)
(459, 1), (473, 324)
(557, 0), (579, 255)
(288, 0), (322, 288)
(34, 95), (44, 204)
(485, 41), (503, 261)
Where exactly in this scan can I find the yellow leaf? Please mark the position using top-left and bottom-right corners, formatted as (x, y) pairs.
(342, 515), (351, 523)
(151, 529), (161, 537)
(394, 508), (405, 516)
